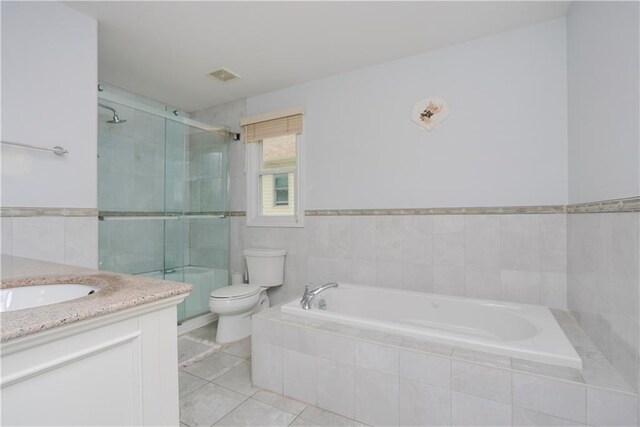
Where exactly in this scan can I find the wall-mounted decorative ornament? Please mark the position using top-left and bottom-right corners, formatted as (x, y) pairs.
(411, 97), (449, 131)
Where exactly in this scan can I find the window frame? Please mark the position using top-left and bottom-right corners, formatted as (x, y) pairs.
(246, 134), (304, 227)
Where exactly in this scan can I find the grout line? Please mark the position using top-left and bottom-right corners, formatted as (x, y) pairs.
(287, 414), (301, 426)
(450, 352), (454, 426)
(510, 361), (514, 425)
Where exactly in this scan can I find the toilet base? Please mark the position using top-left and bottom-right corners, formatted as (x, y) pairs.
(214, 292), (270, 344)
(216, 311), (252, 344)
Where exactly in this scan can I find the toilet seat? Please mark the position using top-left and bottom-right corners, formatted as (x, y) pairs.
(210, 284), (262, 300)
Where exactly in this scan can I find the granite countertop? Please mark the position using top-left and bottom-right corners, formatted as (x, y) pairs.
(0, 256), (192, 342)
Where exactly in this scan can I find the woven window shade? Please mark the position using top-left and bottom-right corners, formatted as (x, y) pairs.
(242, 113), (303, 143)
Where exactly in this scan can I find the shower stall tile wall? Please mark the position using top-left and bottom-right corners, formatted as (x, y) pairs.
(97, 85), (231, 324)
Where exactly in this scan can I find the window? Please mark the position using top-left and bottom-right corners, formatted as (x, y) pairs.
(243, 109), (303, 227)
(273, 174), (289, 206)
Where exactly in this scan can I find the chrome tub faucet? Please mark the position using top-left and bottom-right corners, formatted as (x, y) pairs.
(300, 282), (339, 310)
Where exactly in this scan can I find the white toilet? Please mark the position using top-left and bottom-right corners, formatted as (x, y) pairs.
(209, 248), (286, 343)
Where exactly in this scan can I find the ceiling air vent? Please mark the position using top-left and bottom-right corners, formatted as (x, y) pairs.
(208, 68), (240, 82)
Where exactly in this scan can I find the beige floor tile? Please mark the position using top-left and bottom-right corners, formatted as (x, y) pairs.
(179, 371), (208, 397)
(183, 352), (245, 381)
(214, 398), (296, 426)
(213, 360), (259, 396)
(252, 390), (307, 416)
(223, 337), (252, 359)
(299, 406), (367, 427)
(180, 383), (246, 426)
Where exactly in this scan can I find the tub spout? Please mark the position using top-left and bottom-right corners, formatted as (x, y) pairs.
(300, 282), (339, 310)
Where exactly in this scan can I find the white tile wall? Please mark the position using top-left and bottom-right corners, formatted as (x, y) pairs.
(355, 367), (399, 426)
(512, 373), (586, 423)
(399, 349), (451, 389)
(2, 216), (98, 268)
(240, 213), (568, 308)
(316, 357), (355, 419)
(282, 349), (316, 404)
(399, 378), (451, 426)
(452, 360), (512, 404)
(451, 391), (512, 426)
(568, 212), (640, 392)
(586, 387), (639, 426)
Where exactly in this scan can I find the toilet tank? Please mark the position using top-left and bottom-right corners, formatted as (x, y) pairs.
(244, 248), (286, 287)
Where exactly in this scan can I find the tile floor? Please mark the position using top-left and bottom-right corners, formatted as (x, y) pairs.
(179, 323), (366, 427)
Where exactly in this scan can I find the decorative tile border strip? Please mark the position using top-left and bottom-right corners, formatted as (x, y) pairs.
(99, 211), (166, 217)
(0, 207), (98, 217)
(97, 211), (232, 221)
(4, 196), (638, 218)
(566, 196), (640, 214)
(98, 211), (229, 217)
(306, 205), (567, 216)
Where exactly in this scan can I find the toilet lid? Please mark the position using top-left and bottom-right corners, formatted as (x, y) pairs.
(210, 284), (262, 300)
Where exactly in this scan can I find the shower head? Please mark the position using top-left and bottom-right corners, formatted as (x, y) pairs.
(98, 103), (127, 124)
(107, 113), (126, 124)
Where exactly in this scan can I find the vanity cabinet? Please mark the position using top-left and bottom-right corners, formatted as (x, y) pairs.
(1, 296), (184, 426)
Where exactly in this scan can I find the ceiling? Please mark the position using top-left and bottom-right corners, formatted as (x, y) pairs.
(68, 1), (571, 112)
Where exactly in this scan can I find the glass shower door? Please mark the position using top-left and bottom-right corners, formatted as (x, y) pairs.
(97, 86), (231, 326)
(166, 121), (230, 324)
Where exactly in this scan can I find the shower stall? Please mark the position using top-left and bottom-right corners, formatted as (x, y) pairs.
(97, 84), (232, 324)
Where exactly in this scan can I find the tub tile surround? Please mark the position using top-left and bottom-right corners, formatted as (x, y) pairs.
(251, 308), (638, 427)
(568, 211), (640, 395)
(236, 212), (568, 308)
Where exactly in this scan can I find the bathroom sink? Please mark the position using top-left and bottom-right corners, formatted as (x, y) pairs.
(0, 284), (99, 312)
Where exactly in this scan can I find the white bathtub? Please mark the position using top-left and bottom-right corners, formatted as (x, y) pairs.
(281, 283), (582, 369)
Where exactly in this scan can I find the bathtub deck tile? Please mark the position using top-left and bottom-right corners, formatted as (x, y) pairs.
(580, 354), (636, 392)
(316, 321), (360, 338)
(511, 358), (584, 383)
(356, 328), (404, 346)
(316, 332), (356, 364)
(355, 341), (399, 375)
(400, 336), (453, 356)
(279, 313), (325, 328)
(551, 309), (636, 393)
(452, 347), (512, 369)
(282, 323), (317, 355)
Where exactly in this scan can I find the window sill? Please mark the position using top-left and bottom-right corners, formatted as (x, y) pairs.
(246, 216), (304, 228)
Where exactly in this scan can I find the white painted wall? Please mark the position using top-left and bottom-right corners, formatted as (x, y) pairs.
(247, 19), (568, 210)
(567, 1), (640, 204)
(1, 1), (98, 209)
(0, 2), (98, 267)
